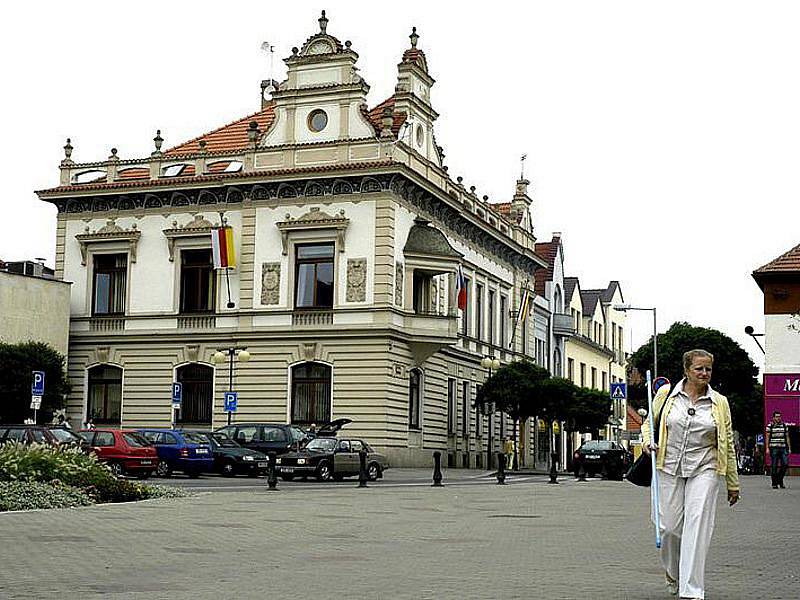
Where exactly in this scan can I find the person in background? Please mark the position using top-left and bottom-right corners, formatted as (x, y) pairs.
(84, 418), (95, 430)
(503, 436), (514, 471)
(56, 414), (72, 429)
(766, 411), (792, 489)
(642, 349), (739, 600)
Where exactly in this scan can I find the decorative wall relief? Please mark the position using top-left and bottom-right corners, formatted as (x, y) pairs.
(395, 261), (404, 306)
(346, 258), (367, 302)
(261, 262), (281, 305)
(431, 277), (439, 313)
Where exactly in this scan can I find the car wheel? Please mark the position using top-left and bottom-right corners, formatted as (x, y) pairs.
(316, 461), (333, 482)
(136, 471), (152, 480)
(221, 460), (237, 477)
(109, 462), (125, 478)
(156, 462), (172, 478)
(367, 462), (381, 481)
(281, 474), (295, 481)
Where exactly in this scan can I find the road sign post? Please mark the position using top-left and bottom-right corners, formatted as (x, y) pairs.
(31, 371), (45, 424)
(224, 392), (238, 426)
(171, 383), (183, 429)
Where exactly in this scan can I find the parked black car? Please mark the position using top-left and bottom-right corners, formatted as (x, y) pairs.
(572, 440), (633, 480)
(277, 436), (389, 482)
(186, 430), (270, 477)
(0, 425), (89, 451)
(214, 423), (310, 456)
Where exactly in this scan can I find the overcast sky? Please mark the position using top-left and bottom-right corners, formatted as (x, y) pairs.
(3, 1), (796, 370)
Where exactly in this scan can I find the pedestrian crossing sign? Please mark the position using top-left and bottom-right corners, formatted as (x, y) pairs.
(610, 382), (626, 401)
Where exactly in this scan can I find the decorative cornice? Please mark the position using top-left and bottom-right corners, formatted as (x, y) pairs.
(162, 214), (222, 261)
(276, 207), (350, 255)
(75, 219), (141, 265)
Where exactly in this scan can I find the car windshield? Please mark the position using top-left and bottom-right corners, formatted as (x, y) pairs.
(49, 429), (81, 443)
(123, 432), (150, 447)
(305, 438), (337, 452)
(582, 441), (614, 451)
(183, 432), (209, 445)
(209, 433), (239, 448)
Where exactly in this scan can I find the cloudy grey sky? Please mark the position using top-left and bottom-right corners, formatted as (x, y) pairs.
(2, 1), (796, 369)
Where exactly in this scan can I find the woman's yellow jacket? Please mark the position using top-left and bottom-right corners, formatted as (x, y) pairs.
(641, 384), (740, 492)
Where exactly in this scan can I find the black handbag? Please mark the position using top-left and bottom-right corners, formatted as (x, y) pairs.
(625, 404), (663, 487)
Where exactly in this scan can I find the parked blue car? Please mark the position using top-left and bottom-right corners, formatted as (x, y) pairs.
(137, 429), (213, 478)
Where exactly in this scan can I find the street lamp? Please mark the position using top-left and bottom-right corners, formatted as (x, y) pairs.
(613, 304), (658, 378)
(212, 346), (251, 425)
(744, 325), (765, 355)
(480, 355), (500, 470)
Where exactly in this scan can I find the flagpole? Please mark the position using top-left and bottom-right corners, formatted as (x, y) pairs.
(646, 369), (662, 549)
(508, 279), (529, 349)
(225, 267), (234, 308)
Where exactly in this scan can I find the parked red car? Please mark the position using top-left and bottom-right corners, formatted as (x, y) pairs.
(78, 429), (159, 479)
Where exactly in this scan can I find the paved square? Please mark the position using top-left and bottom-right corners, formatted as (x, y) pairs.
(0, 472), (796, 599)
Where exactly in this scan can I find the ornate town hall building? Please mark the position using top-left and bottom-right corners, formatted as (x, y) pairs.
(37, 13), (550, 467)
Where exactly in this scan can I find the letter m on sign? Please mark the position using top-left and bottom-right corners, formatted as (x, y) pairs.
(785, 378), (800, 392)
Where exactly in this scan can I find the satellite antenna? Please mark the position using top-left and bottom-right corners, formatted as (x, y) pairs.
(261, 41), (276, 94)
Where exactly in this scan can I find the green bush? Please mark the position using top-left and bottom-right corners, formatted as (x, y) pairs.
(0, 481), (93, 511)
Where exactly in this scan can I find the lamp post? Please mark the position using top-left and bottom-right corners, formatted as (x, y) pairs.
(744, 325), (766, 355)
(212, 346), (251, 425)
(613, 304), (658, 379)
(480, 355), (500, 470)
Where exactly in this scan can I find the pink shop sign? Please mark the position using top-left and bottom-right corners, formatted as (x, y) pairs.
(765, 374), (800, 397)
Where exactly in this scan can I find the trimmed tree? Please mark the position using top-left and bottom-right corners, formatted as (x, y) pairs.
(0, 342), (70, 424)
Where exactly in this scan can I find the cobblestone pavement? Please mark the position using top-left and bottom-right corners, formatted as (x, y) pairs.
(0, 473), (797, 599)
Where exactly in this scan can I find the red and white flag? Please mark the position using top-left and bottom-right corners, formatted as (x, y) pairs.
(456, 265), (467, 311)
(211, 227), (236, 269)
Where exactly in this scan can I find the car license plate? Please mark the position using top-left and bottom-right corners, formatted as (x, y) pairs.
(140, 460), (152, 465)
(281, 467), (294, 473)
(587, 455), (600, 459)
(195, 449), (208, 454)
(257, 462), (268, 468)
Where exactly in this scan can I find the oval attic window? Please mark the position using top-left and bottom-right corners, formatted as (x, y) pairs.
(416, 124), (424, 147)
(308, 109), (328, 133)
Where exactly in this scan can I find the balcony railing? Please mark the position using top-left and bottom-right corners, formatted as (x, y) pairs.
(177, 315), (216, 329)
(552, 313), (576, 337)
(292, 310), (334, 327)
(89, 317), (125, 332)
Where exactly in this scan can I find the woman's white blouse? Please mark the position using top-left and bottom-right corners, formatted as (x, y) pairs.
(662, 382), (718, 478)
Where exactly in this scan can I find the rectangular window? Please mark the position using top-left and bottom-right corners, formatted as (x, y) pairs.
(461, 279), (471, 336)
(461, 381), (470, 437)
(580, 363), (586, 387)
(602, 371), (608, 391)
(567, 358), (575, 382)
(488, 290), (495, 345)
(295, 243), (334, 309)
(618, 326), (624, 353)
(92, 253), (127, 315)
(180, 249), (216, 313)
(475, 284), (484, 341)
(591, 367), (597, 389)
(412, 272), (432, 314)
(408, 370), (421, 429)
(476, 384), (483, 437)
(500, 295), (508, 348)
(448, 378), (457, 434)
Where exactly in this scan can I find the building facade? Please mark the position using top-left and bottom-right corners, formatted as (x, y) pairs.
(36, 13), (548, 467)
(752, 243), (800, 474)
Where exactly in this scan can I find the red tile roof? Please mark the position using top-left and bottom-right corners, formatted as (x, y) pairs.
(164, 104), (277, 156)
(366, 96), (406, 135)
(117, 167), (149, 180)
(534, 236), (560, 296)
(490, 202), (511, 217)
(753, 243), (800, 275)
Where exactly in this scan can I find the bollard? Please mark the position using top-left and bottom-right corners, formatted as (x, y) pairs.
(496, 452), (506, 485)
(548, 451), (559, 484)
(432, 451), (443, 487)
(267, 452), (279, 491)
(358, 449), (368, 488)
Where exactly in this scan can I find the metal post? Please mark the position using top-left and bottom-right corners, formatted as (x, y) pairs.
(653, 308), (658, 379)
(358, 449), (368, 488)
(548, 451), (559, 484)
(267, 452), (278, 491)
(432, 451), (443, 487)
(227, 348), (234, 426)
(496, 452), (506, 484)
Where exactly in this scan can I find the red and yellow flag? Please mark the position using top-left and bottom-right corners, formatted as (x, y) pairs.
(211, 227), (236, 269)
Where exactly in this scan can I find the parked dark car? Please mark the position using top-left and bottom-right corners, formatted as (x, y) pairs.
(77, 429), (159, 479)
(185, 430), (269, 477)
(0, 425), (89, 451)
(277, 436), (389, 482)
(572, 440), (633, 480)
(137, 428), (213, 478)
(214, 423), (310, 456)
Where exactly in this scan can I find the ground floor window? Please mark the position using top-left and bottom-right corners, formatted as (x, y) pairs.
(87, 365), (122, 425)
(408, 369), (421, 429)
(291, 362), (331, 425)
(176, 363), (213, 425)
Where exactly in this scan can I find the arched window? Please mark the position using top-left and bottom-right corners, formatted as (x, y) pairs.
(291, 362), (332, 425)
(87, 365), (122, 425)
(553, 348), (563, 378)
(176, 363), (214, 425)
(408, 369), (422, 429)
(554, 285), (563, 314)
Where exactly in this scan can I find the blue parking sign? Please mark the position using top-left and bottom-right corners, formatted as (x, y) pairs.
(172, 383), (182, 408)
(32, 371), (45, 396)
(224, 392), (238, 412)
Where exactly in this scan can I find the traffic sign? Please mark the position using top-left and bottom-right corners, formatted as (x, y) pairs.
(224, 391), (238, 412)
(172, 382), (183, 409)
(653, 376), (671, 394)
(610, 382), (627, 401)
(30, 396), (42, 410)
(32, 371), (45, 396)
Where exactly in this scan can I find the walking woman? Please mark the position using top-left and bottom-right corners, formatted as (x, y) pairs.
(642, 349), (740, 599)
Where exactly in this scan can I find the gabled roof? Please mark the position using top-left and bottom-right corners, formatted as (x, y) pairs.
(564, 277), (579, 303)
(580, 290), (602, 316)
(752, 243), (800, 288)
(533, 235), (561, 296)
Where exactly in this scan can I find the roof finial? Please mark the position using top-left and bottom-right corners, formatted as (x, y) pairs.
(63, 138), (73, 161)
(319, 10), (328, 34)
(410, 26), (419, 48)
(152, 129), (163, 156)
